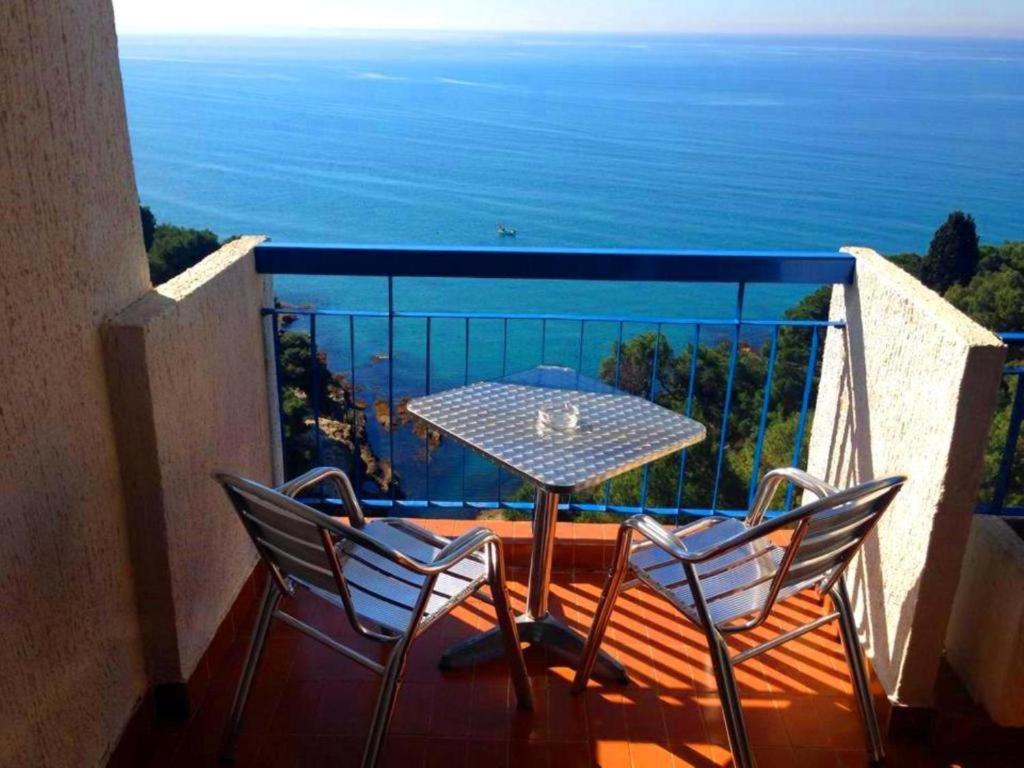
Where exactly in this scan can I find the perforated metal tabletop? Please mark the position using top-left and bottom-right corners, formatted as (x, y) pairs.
(407, 380), (706, 494)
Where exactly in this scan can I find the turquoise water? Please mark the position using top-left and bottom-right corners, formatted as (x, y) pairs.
(119, 34), (1024, 502)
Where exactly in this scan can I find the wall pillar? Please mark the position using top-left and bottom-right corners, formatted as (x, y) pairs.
(104, 237), (273, 713)
(806, 246), (1005, 709)
(0, 1), (152, 765)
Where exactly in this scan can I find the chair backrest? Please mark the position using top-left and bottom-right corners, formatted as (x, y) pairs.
(728, 476), (905, 630)
(215, 473), (369, 630)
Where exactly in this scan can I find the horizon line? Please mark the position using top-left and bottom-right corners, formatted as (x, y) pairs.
(116, 28), (1024, 41)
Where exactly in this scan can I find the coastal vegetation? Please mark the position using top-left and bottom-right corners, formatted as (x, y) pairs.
(887, 213), (1023, 509)
(276, 326), (397, 496)
(140, 205), (223, 285)
(586, 286), (830, 514)
(590, 212), (1023, 516)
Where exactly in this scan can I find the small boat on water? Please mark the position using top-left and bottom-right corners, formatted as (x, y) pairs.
(497, 223), (517, 237)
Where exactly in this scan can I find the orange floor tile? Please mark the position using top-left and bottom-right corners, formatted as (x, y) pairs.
(139, 571), (1014, 767)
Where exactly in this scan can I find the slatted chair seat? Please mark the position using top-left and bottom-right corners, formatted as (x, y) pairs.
(215, 467), (532, 768)
(630, 518), (819, 626)
(573, 468), (906, 768)
(303, 520), (488, 635)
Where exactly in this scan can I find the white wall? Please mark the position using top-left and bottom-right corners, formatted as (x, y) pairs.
(946, 516), (1024, 725)
(105, 238), (272, 684)
(807, 246), (1005, 706)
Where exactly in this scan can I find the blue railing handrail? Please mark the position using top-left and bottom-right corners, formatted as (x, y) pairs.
(978, 331), (1024, 517)
(263, 306), (845, 329)
(255, 242), (856, 284)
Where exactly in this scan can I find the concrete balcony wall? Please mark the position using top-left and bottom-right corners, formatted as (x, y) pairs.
(0, 1), (153, 765)
(104, 238), (273, 697)
(945, 515), (1024, 726)
(807, 247), (1006, 709)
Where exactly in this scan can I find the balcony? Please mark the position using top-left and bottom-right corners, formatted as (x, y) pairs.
(96, 241), (1015, 768)
(4, 8), (1022, 767)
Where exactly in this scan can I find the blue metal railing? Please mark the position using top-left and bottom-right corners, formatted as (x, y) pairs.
(978, 332), (1024, 517)
(258, 243), (853, 520)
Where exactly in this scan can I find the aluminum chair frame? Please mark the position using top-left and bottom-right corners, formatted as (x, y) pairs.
(572, 468), (906, 768)
(215, 466), (533, 768)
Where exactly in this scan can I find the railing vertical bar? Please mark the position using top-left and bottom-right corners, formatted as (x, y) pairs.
(425, 316), (432, 505)
(569, 320), (586, 507)
(991, 371), (1024, 515)
(614, 321), (625, 388)
(271, 311), (288, 476)
(604, 321), (626, 508)
(785, 326), (821, 510)
(748, 327), (780, 508)
(639, 323), (663, 511)
(674, 324), (701, 519)
(425, 318), (432, 395)
(577, 320), (585, 386)
(462, 316), (469, 507)
(498, 318), (508, 505)
(387, 277), (395, 508)
(502, 317), (509, 376)
(648, 324), (663, 401)
(540, 318), (547, 364)
(309, 313), (323, 468)
(348, 315), (359, 492)
(711, 285), (745, 511)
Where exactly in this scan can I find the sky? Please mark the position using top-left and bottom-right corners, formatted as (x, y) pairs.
(112, 0), (1024, 38)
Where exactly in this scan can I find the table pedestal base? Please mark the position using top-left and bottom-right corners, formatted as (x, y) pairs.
(439, 612), (630, 684)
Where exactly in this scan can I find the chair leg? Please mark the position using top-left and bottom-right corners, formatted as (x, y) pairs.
(570, 524), (633, 694)
(705, 626), (756, 768)
(361, 638), (412, 768)
(220, 577), (281, 761)
(831, 580), (885, 762)
(487, 541), (534, 710)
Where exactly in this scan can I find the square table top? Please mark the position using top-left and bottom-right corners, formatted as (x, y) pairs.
(407, 379), (706, 494)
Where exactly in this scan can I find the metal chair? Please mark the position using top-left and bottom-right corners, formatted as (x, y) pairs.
(215, 466), (533, 768)
(572, 468), (906, 768)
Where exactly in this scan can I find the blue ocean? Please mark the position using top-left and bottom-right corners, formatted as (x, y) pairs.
(119, 34), (1024, 504)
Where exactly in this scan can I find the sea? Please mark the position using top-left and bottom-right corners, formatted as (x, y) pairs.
(118, 34), (1024, 504)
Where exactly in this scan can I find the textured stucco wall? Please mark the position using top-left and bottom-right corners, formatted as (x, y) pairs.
(945, 516), (1024, 725)
(105, 237), (272, 683)
(807, 246), (1005, 706)
(0, 1), (152, 765)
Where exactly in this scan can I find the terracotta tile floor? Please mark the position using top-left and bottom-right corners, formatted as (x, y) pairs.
(141, 569), (1012, 767)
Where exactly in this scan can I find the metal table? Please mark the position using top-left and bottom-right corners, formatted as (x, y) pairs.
(407, 370), (706, 681)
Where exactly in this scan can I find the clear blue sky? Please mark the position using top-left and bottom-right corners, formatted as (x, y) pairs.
(112, 0), (1024, 37)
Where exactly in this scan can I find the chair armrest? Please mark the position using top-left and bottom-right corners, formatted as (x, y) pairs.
(328, 525), (497, 578)
(425, 527), (498, 574)
(746, 467), (837, 526)
(276, 466), (365, 526)
(624, 512), (781, 566)
(622, 515), (693, 560)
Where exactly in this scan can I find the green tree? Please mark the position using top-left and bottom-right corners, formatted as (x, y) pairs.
(945, 268), (1024, 332)
(920, 211), (980, 293)
(771, 286), (829, 413)
(886, 222), (1024, 512)
(598, 331), (673, 397)
(888, 252), (923, 279)
(588, 279), (833, 516)
(139, 205), (156, 252)
(148, 224), (221, 285)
